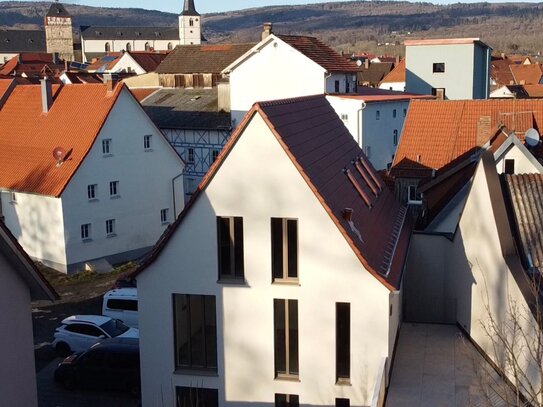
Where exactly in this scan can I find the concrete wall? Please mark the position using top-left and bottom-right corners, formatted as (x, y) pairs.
(1, 191), (67, 271)
(138, 113), (392, 407)
(0, 253), (39, 407)
(61, 88), (184, 272)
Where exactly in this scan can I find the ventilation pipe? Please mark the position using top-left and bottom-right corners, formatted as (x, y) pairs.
(40, 76), (53, 113)
(262, 22), (273, 41)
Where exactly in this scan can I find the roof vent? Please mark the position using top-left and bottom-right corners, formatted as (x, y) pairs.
(262, 22), (273, 41)
(342, 208), (353, 222)
(40, 76), (53, 113)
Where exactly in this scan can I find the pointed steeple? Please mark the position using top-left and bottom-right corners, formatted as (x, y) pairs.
(181, 0), (200, 16)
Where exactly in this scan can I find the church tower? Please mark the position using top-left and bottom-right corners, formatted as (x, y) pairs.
(44, 1), (74, 61)
(179, 0), (201, 45)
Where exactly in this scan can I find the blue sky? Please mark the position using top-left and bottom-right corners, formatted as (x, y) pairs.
(10, 0), (541, 14)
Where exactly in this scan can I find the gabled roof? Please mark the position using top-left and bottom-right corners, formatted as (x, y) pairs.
(380, 59), (405, 84)
(80, 26), (179, 41)
(157, 43), (255, 74)
(141, 87), (230, 130)
(0, 53), (65, 77)
(125, 51), (169, 72)
(276, 35), (359, 73)
(391, 99), (543, 178)
(134, 95), (412, 290)
(0, 30), (46, 53)
(491, 57), (515, 86)
(61, 71), (104, 84)
(358, 62), (394, 86)
(46, 2), (70, 18)
(0, 82), (124, 197)
(0, 221), (57, 301)
(510, 63), (543, 85)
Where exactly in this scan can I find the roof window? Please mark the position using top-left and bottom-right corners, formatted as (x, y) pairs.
(345, 169), (372, 208)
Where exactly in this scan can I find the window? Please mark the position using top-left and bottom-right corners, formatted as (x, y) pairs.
(334, 80), (340, 93)
(173, 294), (217, 371)
(106, 218), (116, 236)
(336, 303), (350, 382)
(109, 181), (119, 197)
(189, 18), (194, 27)
(81, 223), (91, 240)
(408, 185), (422, 204)
(336, 399), (350, 407)
(403, 108), (407, 117)
(167, 42), (173, 51)
(144, 135), (152, 150)
(346, 80), (350, 93)
(274, 299), (298, 377)
(144, 42), (150, 51)
(433, 62), (445, 73)
(66, 323), (103, 337)
(212, 149), (219, 163)
(105, 42), (111, 52)
(217, 217), (244, 280)
(160, 208), (169, 224)
(87, 184), (97, 200)
(505, 159), (515, 174)
(106, 299), (138, 311)
(376, 110), (380, 120)
(340, 113), (348, 121)
(10, 192), (16, 203)
(102, 139), (112, 155)
(393, 129), (398, 146)
(176, 387), (218, 407)
(393, 109), (397, 118)
(126, 42), (131, 52)
(187, 148), (195, 163)
(271, 218), (298, 281)
(275, 394), (299, 407)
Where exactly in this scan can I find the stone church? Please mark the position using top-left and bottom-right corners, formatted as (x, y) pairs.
(0, 0), (203, 63)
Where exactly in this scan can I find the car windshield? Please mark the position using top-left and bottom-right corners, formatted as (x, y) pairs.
(100, 319), (129, 337)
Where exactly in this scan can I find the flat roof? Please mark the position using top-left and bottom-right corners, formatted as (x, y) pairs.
(404, 38), (491, 49)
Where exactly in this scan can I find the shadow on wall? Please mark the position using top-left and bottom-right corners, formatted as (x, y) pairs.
(405, 69), (443, 99)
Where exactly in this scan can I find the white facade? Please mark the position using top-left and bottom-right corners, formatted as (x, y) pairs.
(108, 53), (147, 74)
(489, 85), (515, 98)
(1, 87), (184, 273)
(378, 81), (405, 92)
(179, 14), (201, 45)
(81, 39), (178, 62)
(327, 95), (410, 170)
(138, 113), (398, 407)
(225, 35), (357, 125)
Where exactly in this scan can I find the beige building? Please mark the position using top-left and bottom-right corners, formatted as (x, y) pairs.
(44, 2), (74, 61)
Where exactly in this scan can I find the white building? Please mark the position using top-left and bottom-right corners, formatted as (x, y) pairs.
(378, 59), (405, 91)
(405, 38), (491, 100)
(327, 89), (432, 171)
(0, 221), (57, 407)
(223, 24), (359, 125)
(134, 95), (411, 407)
(0, 78), (184, 273)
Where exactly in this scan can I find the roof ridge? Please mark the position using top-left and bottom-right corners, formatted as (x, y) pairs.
(256, 94), (324, 108)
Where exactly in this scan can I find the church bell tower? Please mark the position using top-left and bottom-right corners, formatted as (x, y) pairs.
(44, 1), (74, 61)
(179, 0), (201, 45)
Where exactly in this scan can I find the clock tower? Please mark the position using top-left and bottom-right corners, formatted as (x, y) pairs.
(44, 1), (74, 61)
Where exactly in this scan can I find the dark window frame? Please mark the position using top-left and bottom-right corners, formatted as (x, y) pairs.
(275, 394), (299, 407)
(217, 217), (245, 281)
(176, 386), (218, 407)
(336, 302), (351, 383)
(271, 218), (298, 283)
(505, 159), (515, 175)
(432, 62), (445, 73)
(274, 298), (299, 378)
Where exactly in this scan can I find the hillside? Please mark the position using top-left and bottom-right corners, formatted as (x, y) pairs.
(1, 1), (542, 55)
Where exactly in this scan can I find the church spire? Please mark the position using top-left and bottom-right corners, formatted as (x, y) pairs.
(181, 0), (200, 16)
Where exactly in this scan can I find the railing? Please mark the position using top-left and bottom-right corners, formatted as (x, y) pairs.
(370, 357), (388, 407)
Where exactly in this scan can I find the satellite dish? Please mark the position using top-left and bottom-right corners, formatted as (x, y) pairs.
(356, 59), (362, 67)
(53, 146), (66, 165)
(525, 128), (540, 147)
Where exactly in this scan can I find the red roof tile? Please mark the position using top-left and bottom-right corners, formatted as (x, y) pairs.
(277, 35), (359, 73)
(0, 82), (123, 197)
(510, 63), (543, 85)
(0, 53), (65, 76)
(123, 51), (169, 72)
(491, 57), (515, 86)
(129, 87), (159, 102)
(134, 95), (411, 290)
(336, 87), (431, 103)
(380, 59), (405, 84)
(392, 99), (543, 177)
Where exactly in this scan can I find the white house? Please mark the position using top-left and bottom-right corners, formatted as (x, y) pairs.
(133, 95), (411, 407)
(378, 59), (405, 91)
(405, 38), (491, 100)
(0, 78), (184, 273)
(327, 88), (432, 171)
(92, 51), (170, 75)
(0, 221), (57, 407)
(222, 24), (359, 125)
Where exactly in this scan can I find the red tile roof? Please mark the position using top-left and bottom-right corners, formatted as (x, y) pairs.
(510, 63), (543, 85)
(0, 53), (65, 76)
(380, 59), (405, 84)
(491, 57), (515, 86)
(277, 35), (359, 73)
(129, 87), (159, 102)
(0, 82), (123, 197)
(391, 99), (543, 177)
(122, 51), (169, 72)
(336, 87), (431, 103)
(134, 95), (411, 290)
(0, 79), (14, 100)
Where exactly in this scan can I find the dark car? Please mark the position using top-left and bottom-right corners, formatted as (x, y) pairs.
(54, 337), (140, 396)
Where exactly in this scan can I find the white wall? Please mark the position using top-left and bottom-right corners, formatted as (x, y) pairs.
(326, 96), (409, 170)
(0, 253), (39, 407)
(1, 191), (67, 271)
(325, 73), (357, 94)
(138, 113), (392, 407)
(495, 144), (542, 174)
(82, 39), (179, 61)
(378, 82), (405, 92)
(61, 88), (184, 271)
(110, 54), (145, 74)
(229, 38), (327, 125)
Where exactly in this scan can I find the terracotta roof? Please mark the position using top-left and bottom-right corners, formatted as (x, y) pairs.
(0, 82), (124, 197)
(491, 57), (515, 86)
(510, 63), (543, 85)
(391, 99), (543, 178)
(156, 43), (256, 74)
(357, 62), (393, 86)
(129, 87), (159, 102)
(0, 78), (14, 101)
(335, 87), (431, 103)
(404, 38), (490, 48)
(133, 95), (412, 290)
(522, 85), (543, 98)
(126, 51), (169, 72)
(277, 35), (359, 73)
(62, 72), (104, 84)
(505, 174), (543, 269)
(380, 59), (405, 84)
(0, 53), (65, 77)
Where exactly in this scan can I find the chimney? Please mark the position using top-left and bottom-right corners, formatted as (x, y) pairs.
(342, 208), (354, 222)
(476, 116), (492, 146)
(103, 73), (117, 92)
(364, 58), (370, 69)
(262, 22), (273, 41)
(40, 76), (53, 113)
(395, 55), (400, 65)
(52, 52), (59, 64)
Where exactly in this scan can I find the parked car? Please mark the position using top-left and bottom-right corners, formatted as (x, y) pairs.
(54, 337), (140, 396)
(52, 315), (139, 356)
(102, 287), (139, 328)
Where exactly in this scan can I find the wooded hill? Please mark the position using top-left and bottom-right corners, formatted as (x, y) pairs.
(1, 1), (542, 55)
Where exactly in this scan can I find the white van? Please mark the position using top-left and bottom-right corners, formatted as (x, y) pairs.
(102, 288), (138, 328)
